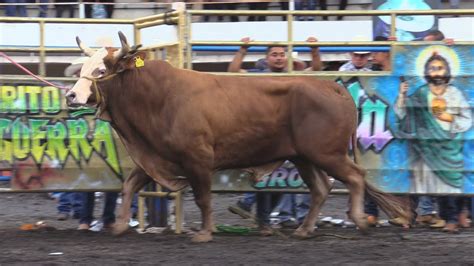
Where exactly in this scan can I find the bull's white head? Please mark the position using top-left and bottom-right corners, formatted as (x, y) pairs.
(65, 32), (130, 107)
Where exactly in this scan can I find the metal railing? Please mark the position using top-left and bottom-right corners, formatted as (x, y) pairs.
(1, 8), (473, 79)
(0, 5), (186, 234)
(186, 8), (474, 73)
(1, 6), (474, 231)
(0, 8), (183, 78)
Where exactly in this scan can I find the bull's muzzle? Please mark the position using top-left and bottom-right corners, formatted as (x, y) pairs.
(65, 90), (78, 106)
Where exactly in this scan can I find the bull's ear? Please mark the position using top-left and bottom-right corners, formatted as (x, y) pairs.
(116, 51), (148, 73)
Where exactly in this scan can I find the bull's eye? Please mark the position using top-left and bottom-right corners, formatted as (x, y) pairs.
(93, 68), (107, 77)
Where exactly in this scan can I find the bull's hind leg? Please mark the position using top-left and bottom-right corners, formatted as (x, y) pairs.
(292, 160), (332, 238)
(321, 155), (368, 231)
(113, 167), (151, 235)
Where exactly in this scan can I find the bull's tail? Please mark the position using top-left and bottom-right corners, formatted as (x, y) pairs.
(351, 107), (360, 164)
(352, 129), (359, 164)
(365, 180), (411, 220)
(352, 112), (409, 221)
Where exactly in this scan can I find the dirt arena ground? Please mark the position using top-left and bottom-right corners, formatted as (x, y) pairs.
(0, 181), (473, 265)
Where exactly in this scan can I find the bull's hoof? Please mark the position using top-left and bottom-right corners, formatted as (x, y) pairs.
(191, 231), (213, 243)
(356, 221), (369, 234)
(292, 227), (311, 239)
(352, 215), (368, 232)
(259, 226), (273, 236)
(112, 222), (130, 236)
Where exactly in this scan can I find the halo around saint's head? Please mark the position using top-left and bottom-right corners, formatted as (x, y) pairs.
(415, 45), (460, 77)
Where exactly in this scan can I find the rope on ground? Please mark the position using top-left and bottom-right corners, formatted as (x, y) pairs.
(301, 233), (357, 240)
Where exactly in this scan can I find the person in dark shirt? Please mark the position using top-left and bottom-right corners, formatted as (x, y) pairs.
(227, 37), (322, 234)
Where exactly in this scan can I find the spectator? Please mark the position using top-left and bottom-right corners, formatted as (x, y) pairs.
(78, 192), (119, 231)
(338, 51), (371, 71)
(228, 36), (322, 73)
(295, 0), (316, 21)
(393, 31), (472, 233)
(359, 37), (388, 226)
(55, 0), (75, 18)
(317, 0), (328, 20)
(448, 0), (460, 9)
(276, 194), (310, 228)
(5, 0), (28, 17)
(247, 1), (267, 21)
(85, 0), (114, 19)
(63, 57), (120, 232)
(299, 0), (347, 21)
(371, 36), (391, 71)
(279, 1), (288, 21)
(225, 2), (240, 22)
(64, 56), (88, 77)
(294, 0), (347, 21)
(228, 193), (255, 219)
(202, 2), (220, 22)
(389, 196), (440, 229)
(389, 30), (457, 230)
(429, 30), (470, 232)
(337, 42), (375, 225)
(57, 192), (82, 220)
(38, 0), (48, 17)
(423, 29), (454, 45)
(337, 0), (348, 20)
(54, 58), (89, 222)
(229, 175), (312, 230)
(227, 41), (321, 233)
(202, 1), (239, 22)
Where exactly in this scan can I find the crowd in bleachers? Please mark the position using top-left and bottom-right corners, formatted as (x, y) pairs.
(2, 0), (116, 18)
(1, 0), (354, 19)
(1, 0), (466, 21)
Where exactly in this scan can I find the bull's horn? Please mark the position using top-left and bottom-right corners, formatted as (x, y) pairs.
(113, 31), (130, 59)
(76, 36), (95, 57)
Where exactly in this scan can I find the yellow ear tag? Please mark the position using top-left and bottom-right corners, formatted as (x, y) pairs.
(135, 56), (144, 68)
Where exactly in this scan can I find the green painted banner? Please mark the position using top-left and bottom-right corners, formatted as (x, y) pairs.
(3, 44), (474, 194)
(0, 84), (130, 190)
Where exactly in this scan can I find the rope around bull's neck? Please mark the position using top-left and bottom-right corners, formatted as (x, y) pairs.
(82, 73), (117, 109)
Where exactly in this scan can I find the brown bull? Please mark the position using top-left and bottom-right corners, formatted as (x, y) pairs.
(66, 32), (407, 242)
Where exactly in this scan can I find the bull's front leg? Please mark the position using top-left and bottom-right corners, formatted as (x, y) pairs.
(112, 167), (151, 235)
(180, 136), (216, 243)
(189, 175), (214, 243)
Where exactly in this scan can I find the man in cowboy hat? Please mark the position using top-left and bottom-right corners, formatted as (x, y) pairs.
(64, 57), (89, 77)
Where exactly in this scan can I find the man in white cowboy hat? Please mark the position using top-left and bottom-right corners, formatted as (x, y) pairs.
(64, 57), (89, 77)
(54, 56), (89, 221)
(56, 56), (86, 219)
(338, 36), (373, 72)
(338, 50), (372, 72)
(62, 55), (122, 231)
(64, 36), (114, 77)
